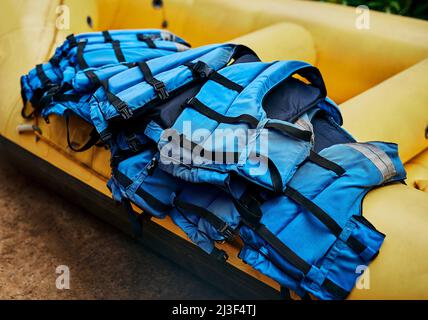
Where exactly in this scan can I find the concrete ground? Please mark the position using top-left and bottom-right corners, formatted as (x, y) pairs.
(0, 156), (228, 299)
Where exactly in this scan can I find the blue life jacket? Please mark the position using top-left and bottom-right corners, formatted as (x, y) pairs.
(108, 147), (184, 218)
(104, 45), (260, 214)
(89, 44), (257, 156)
(91, 44), (254, 141)
(49, 29), (189, 68)
(238, 141), (405, 299)
(22, 32), (407, 300)
(149, 61), (341, 195)
(20, 29), (189, 118)
(169, 140), (405, 299)
(113, 58), (405, 299)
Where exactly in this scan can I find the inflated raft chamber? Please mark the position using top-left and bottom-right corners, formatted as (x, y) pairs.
(0, 0), (427, 299)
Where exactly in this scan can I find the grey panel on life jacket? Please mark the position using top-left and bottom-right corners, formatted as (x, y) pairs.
(348, 143), (397, 182)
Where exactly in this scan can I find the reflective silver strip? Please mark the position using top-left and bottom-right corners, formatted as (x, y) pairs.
(295, 116), (314, 144)
(175, 43), (189, 52)
(348, 143), (396, 182)
(160, 31), (174, 41)
(295, 117), (313, 133)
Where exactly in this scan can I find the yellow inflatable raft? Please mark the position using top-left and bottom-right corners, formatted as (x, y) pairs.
(0, 0), (427, 299)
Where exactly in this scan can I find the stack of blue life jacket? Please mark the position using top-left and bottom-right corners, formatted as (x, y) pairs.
(20, 29), (190, 150)
(21, 30), (406, 300)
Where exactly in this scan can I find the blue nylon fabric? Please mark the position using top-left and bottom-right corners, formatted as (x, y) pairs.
(111, 149), (184, 218)
(69, 29), (188, 47)
(21, 29), (188, 108)
(41, 92), (93, 122)
(170, 184), (242, 254)
(20, 63), (62, 103)
(41, 63), (139, 120)
(239, 141), (406, 299)
(90, 44), (238, 134)
(105, 44), (230, 95)
(40, 34), (193, 126)
(50, 29), (187, 61)
(65, 42), (180, 72)
(158, 61), (329, 192)
(23, 33), (409, 300)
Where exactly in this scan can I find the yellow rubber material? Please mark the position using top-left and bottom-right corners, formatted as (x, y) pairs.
(405, 148), (428, 192)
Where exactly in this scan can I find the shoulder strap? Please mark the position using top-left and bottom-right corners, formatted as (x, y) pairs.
(65, 113), (101, 152)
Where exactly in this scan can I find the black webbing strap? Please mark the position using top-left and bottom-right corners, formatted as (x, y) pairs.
(179, 134), (240, 164)
(209, 72), (244, 93)
(49, 55), (60, 67)
(186, 97), (259, 128)
(52, 92), (82, 103)
(36, 64), (51, 87)
(182, 101), (286, 193)
(321, 279), (349, 300)
(309, 150), (346, 176)
(85, 70), (101, 86)
(102, 30), (113, 42)
(65, 114), (100, 152)
(124, 132), (143, 153)
(87, 62), (135, 89)
(235, 186), (351, 299)
(284, 186), (343, 236)
(137, 34), (156, 48)
(233, 186), (312, 275)
(283, 186), (369, 256)
(37, 83), (81, 111)
(184, 61), (213, 78)
(185, 61), (243, 92)
(100, 80), (133, 119)
(66, 34), (77, 48)
(264, 155), (284, 194)
(113, 169), (170, 213)
(20, 76), (31, 119)
(21, 102), (34, 119)
(345, 235), (366, 255)
(76, 41), (89, 70)
(264, 122), (312, 142)
(186, 97), (312, 142)
(112, 40), (126, 63)
(36, 86), (60, 111)
(124, 62), (137, 68)
(174, 198), (235, 240)
(257, 223), (312, 274)
(137, 62), (169, 100)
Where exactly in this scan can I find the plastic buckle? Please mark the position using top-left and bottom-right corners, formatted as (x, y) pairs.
(153, 80), (169, 100)
(192, 61), (213, 78)
(100, 130), (113, 144)
(146, 157), (158, 175)
(218, 222), (235, 241)
(38, 84), (60, 108)
(116, 100), (133, 119)
(126, 134), (141, 153)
